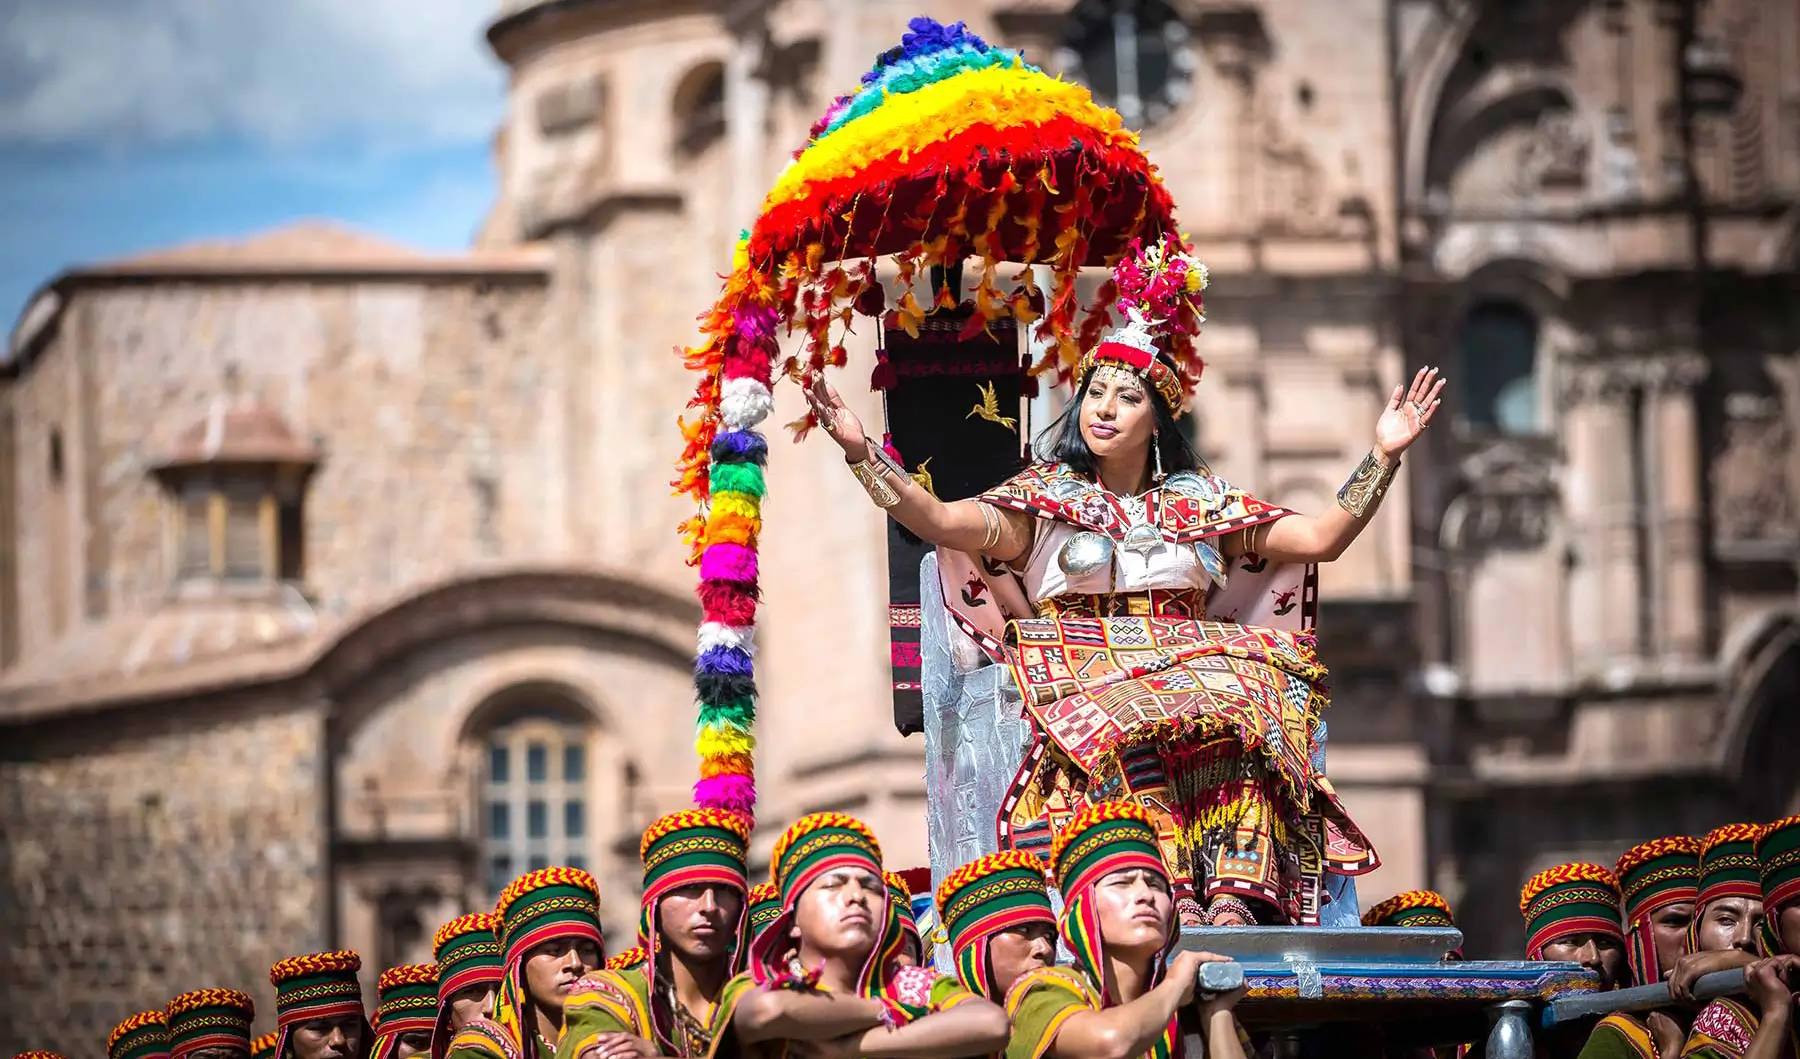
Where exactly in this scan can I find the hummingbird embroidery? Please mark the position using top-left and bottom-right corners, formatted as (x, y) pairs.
(909, 457), (937, 498)
(967, 381), (1017, 431)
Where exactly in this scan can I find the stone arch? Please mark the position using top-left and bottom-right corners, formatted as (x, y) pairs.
(1714, 607), (1800, 816)
(1433, 259), (1570, 438)
(1398, 0), (1484, 208)
(1425, 71), (1579, 199)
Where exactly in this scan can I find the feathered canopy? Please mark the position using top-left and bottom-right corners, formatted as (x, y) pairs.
(676, 17), (1202, 818)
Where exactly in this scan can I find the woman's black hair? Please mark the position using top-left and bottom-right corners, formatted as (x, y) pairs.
(1031, 351), (1205, 481)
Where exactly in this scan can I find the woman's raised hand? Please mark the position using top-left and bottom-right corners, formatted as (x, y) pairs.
(804, 372), (870, 462)
(1375, 366), (1446, 460)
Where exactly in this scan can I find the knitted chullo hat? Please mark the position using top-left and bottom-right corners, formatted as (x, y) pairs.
(749, 813), (907, 1001)
(1756, 815), (1800, 957)
(935, 851), (1055, 1000)
(270, 951), (369, 1059)
(885, 872), (921, 956)
(1519, 863), (1626, 963)
(1615, 836), (1701, 984)
(1697, 824), (1765, 906)
(16, 1053), (70, 1059)
(746, 882), (781, 941)
(637, 809), (751, 1052)
(1362, 890), (1456, 930)
(369, 965), (438, 1059)
(109, 1011), (172, 1059)
(250, 1034), (278, 1059)
(493, 868), (604, 1048)
(429, 913), (502, 1059)
(165, 989), (255, 1059)
(1360, 890), (1462, 958)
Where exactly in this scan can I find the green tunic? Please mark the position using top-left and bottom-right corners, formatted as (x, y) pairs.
(557, 969), (718, 1059)
(444, 1015), (551, 1059)
(1577, 1014), (1658, 1059)
(705, 966), (978, 1059)
(1002, 965), (1248, 1059)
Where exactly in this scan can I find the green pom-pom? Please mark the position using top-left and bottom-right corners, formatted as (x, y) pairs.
(709, 462), (767, 498)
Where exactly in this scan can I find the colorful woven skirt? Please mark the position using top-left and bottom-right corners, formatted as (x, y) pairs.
(997, 616), (1376, 924)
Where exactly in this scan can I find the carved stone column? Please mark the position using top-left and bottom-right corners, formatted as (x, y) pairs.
(1558, 360), (1641, 668)
(1642, 353), (1709, 661)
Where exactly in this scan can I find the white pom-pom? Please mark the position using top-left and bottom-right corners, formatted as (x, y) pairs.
(720, 378), (774, 431)
(698, 623), (756, 655)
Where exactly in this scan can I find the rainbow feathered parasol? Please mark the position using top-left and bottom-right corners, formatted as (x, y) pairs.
(678, 17), (1202, 818)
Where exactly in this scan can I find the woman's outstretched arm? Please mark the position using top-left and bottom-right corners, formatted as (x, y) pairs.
(1230, 367), (1444, 565)
(805, 374), (1034, 561)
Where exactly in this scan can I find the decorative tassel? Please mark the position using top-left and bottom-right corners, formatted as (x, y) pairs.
(871, 351), (898, 391)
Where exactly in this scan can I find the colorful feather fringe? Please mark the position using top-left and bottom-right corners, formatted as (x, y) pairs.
(677, 18), (1200, 818)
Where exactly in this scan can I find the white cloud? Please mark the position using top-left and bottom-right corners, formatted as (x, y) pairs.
(0, 0), (505, 148)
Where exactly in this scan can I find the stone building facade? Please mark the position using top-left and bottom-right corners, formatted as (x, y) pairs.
(3, 0), (1798, 1050)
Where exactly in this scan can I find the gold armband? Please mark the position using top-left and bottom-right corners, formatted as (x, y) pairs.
(1336, 448), (1398, 519)
(849, 437), (905, 509)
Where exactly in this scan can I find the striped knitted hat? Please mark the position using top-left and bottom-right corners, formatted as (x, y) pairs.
(1362, 890), (1456, 930)
(1361, 889), (1462, 957)
(250, 1034), (278, 1059)
(935, 851), (1055, 1000)
(885, 872), (921, 957)
(1758, 815), (1800, 914)
(370, 965), (438, 1059)
(746, 882), (781, 941)
(494, 868), (604, 1046)
(1051, 802), (1171, 1000)
(1519, 862), (1626, 961)
(17, 1053), (70, 1059)
(109, 1011), (171, 1059)
(270, 950), (369, 1059)
(1757, 815), (1800, 957)
(1615, 836), (1701, 984)
(165, 989), (255, 1059)
(430, 913), (502, 1059)
(749, 813), (903, 1000)
(1697, 824), (1765, 906)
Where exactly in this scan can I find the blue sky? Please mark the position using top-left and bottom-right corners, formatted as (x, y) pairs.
(0, 0), (505, 327)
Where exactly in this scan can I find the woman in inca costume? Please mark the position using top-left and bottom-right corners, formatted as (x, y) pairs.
(803, 238), (1443, 927)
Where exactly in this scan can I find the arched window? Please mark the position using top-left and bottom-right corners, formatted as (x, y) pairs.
(1056, 0), (1196, 130)
(1456, 301), (1541, 434)
(673, 62), (726, 158)
(483, 714), (590, 897)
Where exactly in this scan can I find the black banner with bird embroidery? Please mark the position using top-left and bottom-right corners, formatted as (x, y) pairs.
(880, 303), (1024, 735)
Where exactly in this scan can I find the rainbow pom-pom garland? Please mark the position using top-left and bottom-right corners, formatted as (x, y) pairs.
(679, 17), (1203, 818)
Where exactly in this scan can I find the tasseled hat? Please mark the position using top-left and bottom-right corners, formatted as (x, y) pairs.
(639, 809), (751, 1052)
(746, 882), (781, 941)
(1615, 837), (1701, 985)
(935, 851), (1055, 1000)
(370, 965), (438, 1059)
(1076, 235), (1208, 414)
(271, 952), (369, 1059)
(1360, 890), (1462, 957)
(430, 913), (502, 1059)
(494, 868), (605, 1047)
(108, 1011), (171, 1059)
(1756, 815), (1800, 957)
(750, 813), (907, 1000)
(1697, 824), (1765, 907)
(1519, 863), (1626, 962)
(250, 1033), (278, 1059)
(1050, 802), (1173, 999)
(165, 989), (255, 1059)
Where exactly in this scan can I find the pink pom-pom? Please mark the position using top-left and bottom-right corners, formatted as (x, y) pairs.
(699, 543), (759, 583)
(694, 773), (757, 818)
